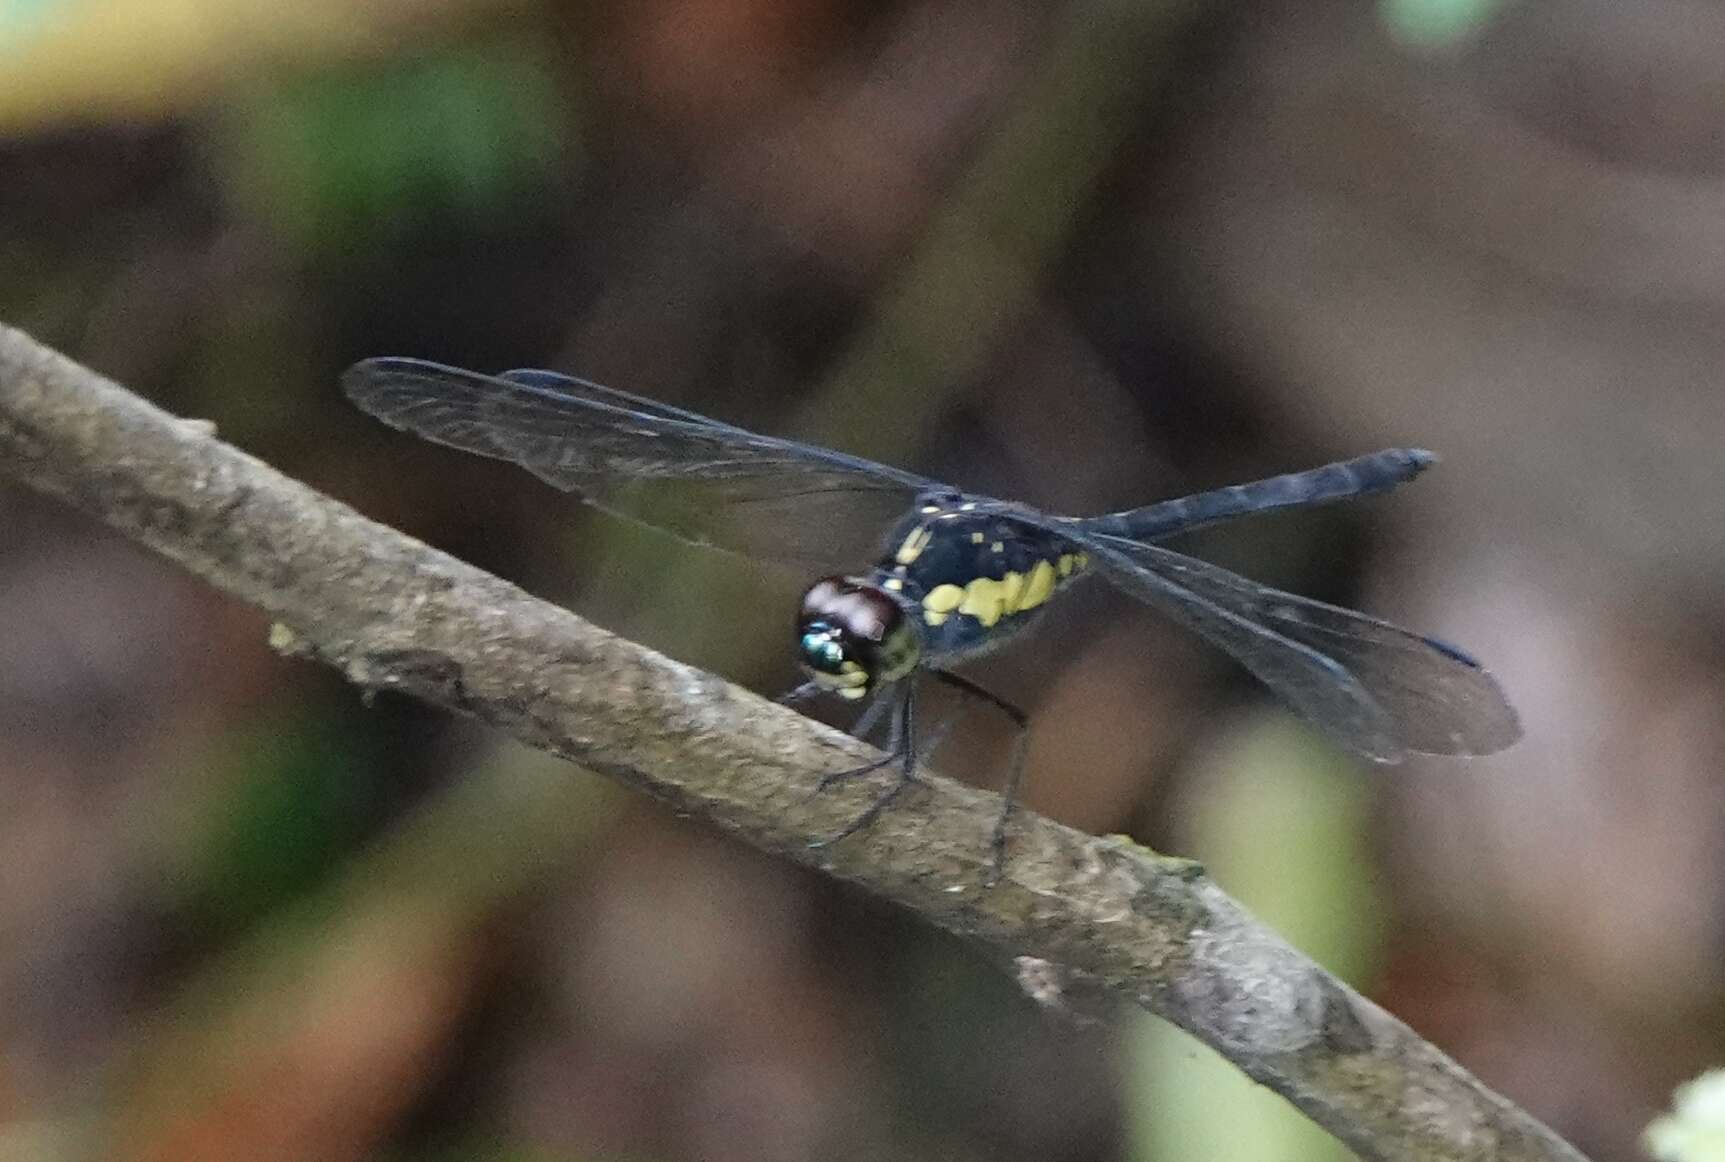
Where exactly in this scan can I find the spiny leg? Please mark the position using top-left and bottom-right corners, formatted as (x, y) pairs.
(803, 678), (962, 796)
(792, 677), (995, 858)
(778, 681), (896, 751)
(776, 681), (823, 707)
(853, 688), (960, 756)
(781, 683), (907, 816)
(806, 685), (907, 797)
(927, 669), (1029, 883)
(808, 680), (922, 849)
(848, 685), (898, 743)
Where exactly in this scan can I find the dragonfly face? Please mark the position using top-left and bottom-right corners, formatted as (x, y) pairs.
(795, 576), (921, 700)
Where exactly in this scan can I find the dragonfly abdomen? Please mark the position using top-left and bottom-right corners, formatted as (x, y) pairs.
(1083, 448), (1437, 543)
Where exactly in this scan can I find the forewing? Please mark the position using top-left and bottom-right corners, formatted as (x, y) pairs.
(496, 369), (760, 431)
(1083, 532), (1521, 759)
(343, 358), (932, 570)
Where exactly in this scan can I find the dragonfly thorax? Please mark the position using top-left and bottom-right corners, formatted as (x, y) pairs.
(878, 502), (1091, 662)
(796, 576), (922, 700)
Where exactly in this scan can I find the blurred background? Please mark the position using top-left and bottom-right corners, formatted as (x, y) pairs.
(1, 0), (1722, 1158)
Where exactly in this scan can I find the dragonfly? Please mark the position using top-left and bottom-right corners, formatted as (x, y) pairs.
(343, 357), (1521, 871)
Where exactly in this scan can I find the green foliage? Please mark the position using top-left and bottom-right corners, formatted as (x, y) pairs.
(164, 710), (381, 931)
(218, 38), (577, 249)
(1379, 0), (1508, 48)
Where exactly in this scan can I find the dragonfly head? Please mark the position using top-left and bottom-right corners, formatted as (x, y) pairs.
(796, 577), (921, 700)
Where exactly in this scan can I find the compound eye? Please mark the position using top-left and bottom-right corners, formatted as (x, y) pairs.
(796, 620), (872, 699)
(799, 622), (850, 674)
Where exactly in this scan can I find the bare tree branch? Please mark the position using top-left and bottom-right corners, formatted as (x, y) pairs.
(0, 323), (1589, 1162)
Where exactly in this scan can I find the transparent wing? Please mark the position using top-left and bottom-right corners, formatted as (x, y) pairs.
(343, 358), (935, 570)
(1074, 530), (1521, 760)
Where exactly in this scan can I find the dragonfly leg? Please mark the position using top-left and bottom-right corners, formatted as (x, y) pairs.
(776, 680), (823, 707)
(927, 669), (1029, 885)
(805, 674), (1022, 884)
(848, 686), (897, 743)
(779, 680), (897, 757)
(780, 681), (904, 746)
(809, 681), (923, 847)
(803, 687), (907, 798)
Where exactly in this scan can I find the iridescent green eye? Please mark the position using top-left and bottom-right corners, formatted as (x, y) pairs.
(801, 630), (846, 671)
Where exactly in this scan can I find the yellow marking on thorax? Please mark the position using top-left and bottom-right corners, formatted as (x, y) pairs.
(1022, 559), (1056, 607)
(920, 553), (1080, 630)
(895, 525), (935, 565)
(963, 581), (1007, 627)
(922, 582), (965, 626)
